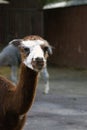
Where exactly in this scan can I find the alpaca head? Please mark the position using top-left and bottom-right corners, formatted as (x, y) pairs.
(9, 36), (51, 72)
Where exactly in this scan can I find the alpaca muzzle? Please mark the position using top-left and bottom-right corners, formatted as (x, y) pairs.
(32, 57), (45, 71)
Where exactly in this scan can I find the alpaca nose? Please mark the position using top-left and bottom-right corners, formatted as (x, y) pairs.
(35, 57), (44, 69)
(31, 57), (45, 71)
(35, 57), (44, 63)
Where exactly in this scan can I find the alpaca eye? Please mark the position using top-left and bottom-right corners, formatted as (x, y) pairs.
(43, 47), (49, 53)
(24, 47), (30, 55)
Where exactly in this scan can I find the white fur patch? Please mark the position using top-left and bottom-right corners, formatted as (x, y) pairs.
(22, 40), (44, 47)
(22, 40), (46, 70)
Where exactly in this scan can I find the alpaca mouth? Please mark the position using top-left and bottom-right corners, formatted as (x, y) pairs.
(37, 62), (44, 70)
(32, 59), (45, 71)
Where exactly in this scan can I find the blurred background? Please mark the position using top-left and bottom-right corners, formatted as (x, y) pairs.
(0, 0), (87, 68)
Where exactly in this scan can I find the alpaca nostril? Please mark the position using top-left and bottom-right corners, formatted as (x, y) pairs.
(35, 57), (44, 62)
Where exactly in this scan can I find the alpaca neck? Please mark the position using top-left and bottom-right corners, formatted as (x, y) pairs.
(15, 63), (38, 115)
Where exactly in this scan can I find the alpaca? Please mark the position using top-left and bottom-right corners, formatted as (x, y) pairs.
(0, 40), (52, 94)
(0, 35), (51, 130)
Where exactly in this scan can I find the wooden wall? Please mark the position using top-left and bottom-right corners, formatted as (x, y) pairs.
(0, 0), (43, 45)
(44, 5), (87, 68)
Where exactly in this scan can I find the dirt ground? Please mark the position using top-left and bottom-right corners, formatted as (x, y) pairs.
(22, 67), (87, 130)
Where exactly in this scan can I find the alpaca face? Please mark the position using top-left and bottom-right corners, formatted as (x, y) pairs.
(10, 38), (51, 72)
(21, 40), (46, 71)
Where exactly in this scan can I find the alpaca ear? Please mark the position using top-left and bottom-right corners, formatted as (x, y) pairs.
(43, 40), (53, 55)
(47, 46), (53, 55)
(9, 39), (22, 47)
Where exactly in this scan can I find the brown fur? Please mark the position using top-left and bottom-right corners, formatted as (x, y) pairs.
(23, 35), (44, 40)
(0, 62), (38, 130)
(0, 35), (48, 130)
